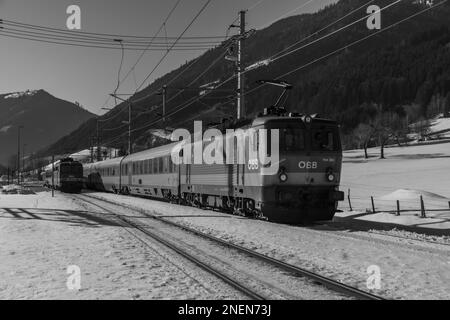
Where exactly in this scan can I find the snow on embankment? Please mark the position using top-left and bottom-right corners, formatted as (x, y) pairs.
(375, 189), (450, 212)
(1, 184), (35, 195)
(379, 189), (449, 202)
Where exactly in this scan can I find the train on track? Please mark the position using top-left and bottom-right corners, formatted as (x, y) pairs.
(42, 157), (83, 193)
(84, 81), (344, 223)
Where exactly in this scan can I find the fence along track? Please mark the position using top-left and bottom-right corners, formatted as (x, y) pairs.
(78, 193), (384, 300)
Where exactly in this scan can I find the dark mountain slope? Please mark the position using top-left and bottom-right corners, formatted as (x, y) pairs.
(0, 90), (96, 166)
(42, 0), (450, 156)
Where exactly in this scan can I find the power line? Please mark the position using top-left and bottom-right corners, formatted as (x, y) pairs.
(112, 0), (182, 97)
(99, 0), (265, 126)
(99, 0), (214, 127)
(135, 0), (214, 92)
(0, 31), (215, 50)
(0, 23), (222, 45)
(96, 0), (400, 146)
(257, 0), (316, 29)
(268, 0), (401, 64)
(243, 0), (449, 102)
(122, 0), (446, 136)
(1, 18), (227, 40)
(270, 0), (375, 60)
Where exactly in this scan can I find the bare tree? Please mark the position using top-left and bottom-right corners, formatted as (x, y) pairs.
(410, 117), (431, 141)
(353, 123), (375, 159)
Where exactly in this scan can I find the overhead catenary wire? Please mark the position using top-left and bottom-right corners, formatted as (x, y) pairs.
(135, 0), (214, 92)
(99, 0), (215, 125)
(244, 0), (446, 97)
(0, 31), (215, 50)
(0, 24), (222, 46)
(103, 1), (380, 132)
(257, 0), (316, 30)
(0, 18), (227, 40)
(96, 0), (216, 146)
(113, 0), (446, 138)
(99, 0), (271, 125)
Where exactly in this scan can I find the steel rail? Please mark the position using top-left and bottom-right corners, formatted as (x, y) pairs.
(76, 194), (266, 300)
(79, 193), (384, 300)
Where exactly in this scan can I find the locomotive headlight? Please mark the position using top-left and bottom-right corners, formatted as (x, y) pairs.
(327, 173), (335, 182)
(279, 172), (288, 183)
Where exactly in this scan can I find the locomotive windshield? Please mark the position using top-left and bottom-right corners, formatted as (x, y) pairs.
(60, 163), (83, 176)
(311, 126), (340, 151)
(281, 128), (305, 151)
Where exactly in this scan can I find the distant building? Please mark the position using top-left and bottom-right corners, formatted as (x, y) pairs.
(413, 0), (434, 6)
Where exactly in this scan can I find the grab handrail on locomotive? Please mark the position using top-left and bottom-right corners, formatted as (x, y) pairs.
(84, 81), (345, 223)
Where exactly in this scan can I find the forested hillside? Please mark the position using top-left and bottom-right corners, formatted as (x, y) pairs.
(41, 0), (450, 157)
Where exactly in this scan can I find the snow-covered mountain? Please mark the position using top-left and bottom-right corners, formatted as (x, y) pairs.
(0, 90), (96, 166)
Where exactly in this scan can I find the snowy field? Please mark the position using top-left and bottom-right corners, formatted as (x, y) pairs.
(338, 141), (450, 231)
(1, 140), (449, 300)
(86, 192), (450, 300)
(0, 190), (239, 299)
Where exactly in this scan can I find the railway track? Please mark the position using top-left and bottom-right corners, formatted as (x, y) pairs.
(311, 222), (450, 256)
(74, 193), (384, 300)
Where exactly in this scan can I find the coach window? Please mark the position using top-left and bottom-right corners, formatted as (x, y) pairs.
(312, 127), (337, 151)
(158, 158), (163, 173)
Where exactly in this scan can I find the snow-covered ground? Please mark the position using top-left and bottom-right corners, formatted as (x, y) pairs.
(0, 191), (237, 299)
(3, 90), (37, 100)
(337, 141), (450, 231)
(430, 116), (450, 136)
(86, 192), (450, 300)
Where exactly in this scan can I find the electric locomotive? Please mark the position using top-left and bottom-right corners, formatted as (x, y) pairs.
(83, 81), (345, 223)
(43, 158), (83, 193)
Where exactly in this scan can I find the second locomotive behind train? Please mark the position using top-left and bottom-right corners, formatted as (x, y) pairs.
(42, 158), (83, 193)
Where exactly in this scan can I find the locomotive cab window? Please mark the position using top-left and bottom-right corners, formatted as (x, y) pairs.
(311, 127), (340, 151)
(281, 128), (305, 151)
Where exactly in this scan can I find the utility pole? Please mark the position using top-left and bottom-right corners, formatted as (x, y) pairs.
(22, 143), (27, 179)
(52, 155), (54, 198)
(237, 10), (246, 120)
(162, 85), (167, 123)
(96, 119), (101, 161)
(128, 102), (132, 155)
(90, 136), (94, 163)
(109, 94), (132, 155)
(17, 125), (23, 184)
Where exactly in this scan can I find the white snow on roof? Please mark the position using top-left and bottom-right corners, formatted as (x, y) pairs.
(3, 90), (37, 99)
(0, 125), (12, 133)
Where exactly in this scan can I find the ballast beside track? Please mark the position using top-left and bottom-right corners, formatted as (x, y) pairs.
(75, 193), (384, 300)
(76, 194), (265, 300)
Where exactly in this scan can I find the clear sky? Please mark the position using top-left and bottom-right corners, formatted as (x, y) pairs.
(0, 0), (337, 114)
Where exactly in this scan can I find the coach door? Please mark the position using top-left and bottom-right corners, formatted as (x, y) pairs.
(233, 136), (245, 197)
(128, 162), (133, 186)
